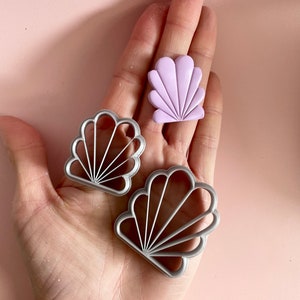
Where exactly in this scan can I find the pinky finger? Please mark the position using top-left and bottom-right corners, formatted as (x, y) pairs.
(188, 72), (223, 184)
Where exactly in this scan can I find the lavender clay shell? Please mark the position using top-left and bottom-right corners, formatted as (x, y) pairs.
(148, 55), (205, 123)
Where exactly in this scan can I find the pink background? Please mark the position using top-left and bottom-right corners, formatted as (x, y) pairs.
(0, 0), (299, 299)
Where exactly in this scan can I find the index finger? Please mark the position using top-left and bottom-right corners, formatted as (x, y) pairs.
(101, 3), (168, 118)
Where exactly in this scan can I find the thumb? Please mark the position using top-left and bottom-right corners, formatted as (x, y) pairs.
(0, 116), (55, 218)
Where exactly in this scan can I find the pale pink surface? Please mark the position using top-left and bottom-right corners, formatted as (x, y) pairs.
(0, 0), (299, 299)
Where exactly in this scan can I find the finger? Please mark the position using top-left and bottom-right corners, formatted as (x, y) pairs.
(164, 6), (217, 154)
(101, 3), (169, 118)
(189, 6), (217, 89)
(0, 117), (56, 216)
(188, 72), (223, 184)
(138, 0), (204, 134)
(154, 0), (204, 59)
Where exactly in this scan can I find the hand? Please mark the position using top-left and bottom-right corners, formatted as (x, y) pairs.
(0, 1), (222, 299)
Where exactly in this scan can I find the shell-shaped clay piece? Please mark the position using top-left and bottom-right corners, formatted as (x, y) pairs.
(65, 110), (145, 196)
(148, 55), (205, 123)
(114, 166), (219, 277)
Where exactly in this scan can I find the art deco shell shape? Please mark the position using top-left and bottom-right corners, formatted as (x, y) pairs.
(114, 166), (219, 277)
(148, 55), (205, 123)
(65, 110), (145, 196)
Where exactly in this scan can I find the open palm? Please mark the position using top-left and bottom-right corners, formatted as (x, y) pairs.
(0, 1), (222, 299)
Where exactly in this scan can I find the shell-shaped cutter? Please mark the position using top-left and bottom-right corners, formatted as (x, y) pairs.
(65, 110), (146, 196)
(114, 166), (220, 277)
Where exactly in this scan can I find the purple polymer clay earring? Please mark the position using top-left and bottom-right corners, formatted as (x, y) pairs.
(148, 55), (205, 123)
